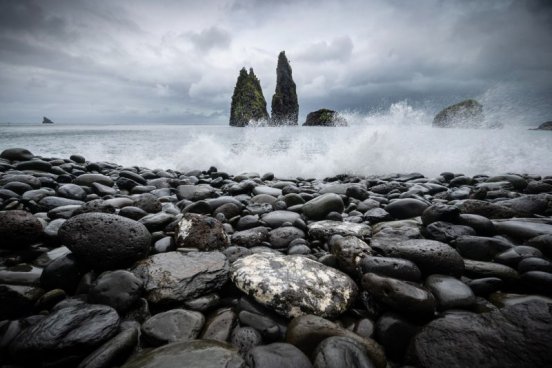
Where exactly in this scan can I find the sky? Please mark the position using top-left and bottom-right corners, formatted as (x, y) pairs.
(0, 0), (551, 124)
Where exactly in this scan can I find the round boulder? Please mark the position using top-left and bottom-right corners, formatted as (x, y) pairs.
(58, 213), (151, 270)
(0, 210), (43, 249)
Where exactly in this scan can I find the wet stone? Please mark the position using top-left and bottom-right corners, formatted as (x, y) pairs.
(174, 213), (230, 250)
(358, 256), (422, 282)
(308, 220), (372, 241)
(142, 309), (205, 346)
(0, 210), (43, 249)
(231, 253), (357, 318)
(131, 251), (229, 305)
(424, 274), (475, 310)
(89, 270), (143, 313)
(245, 342), (312, 368)
(313, 336), (376, 368)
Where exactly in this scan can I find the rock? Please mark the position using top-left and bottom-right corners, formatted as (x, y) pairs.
(458, 199), (517, 219)
(375, 313), (419, 362)
(303, 109), (347, 127)
(0, 147), (34, 161)
(532, 121), (552, 130)
(58, 213), (151, 270)
(132, 193), (162, 213)
(424, 221), (476, 242)
(455, 213), (495, 236)
(39, 196), (85, 211)
(302, 193), (345, 220)
(329, 235), (372, 274)
(245, 343), (312, 368)
(238, 310), (285, 341)
(424, 274), (475, 310)
(74, 173), (114, 187)
(467, 277), (503, 296)
(42, 116), (54, 124)
(131, 251), (229, 305)
(527, 234), (552, 257)
(313, 336), (376, 368)
(177, 184), (216, 201)
(120, 340), (245, 368)
(271, 51), (299, 126)
(77, 324), (139, 368)
(70, 154), (86, 163)
(231, 326), (263, 354)
(174, 213), (230, 250)
(358, 256), (421, 282)
(361, 273), (436, 318)
(308, 220), (372, 241)
(231, 253), (357, 318)
(385, 199), (429, 219)
(0, 284), (44, 319)
(15, 159), (52, 172)
(496, 196), (547, 216)
(452, 235), (513, 261)
(139, 212), (175, 232)
(261, 210), (301, 228)
(432, 99), (484, 128)
(201, 308), (238, 342)
(0, 210), (43, 249)
(142, 309), (205, 346)
(10, 304), (120, 366)
(421, 203), (460, 225)
(364, 208), (392, 223)
(231, 227), (270, 248)
(230, 67), (269, 127)
(412, 300), (552, 368)
(268, 226), (305, 249)
(493, 219), (552, 240)
(371, 219), (422, 249)
(375, 239), (464, 277)
(463, 259), (519, 281)
(40, 253), (85, 293)
(285, 315), (386, 368)
(89, 270), (143, 313)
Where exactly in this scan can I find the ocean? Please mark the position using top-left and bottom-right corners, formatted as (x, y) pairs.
(1, 107), (551, 178)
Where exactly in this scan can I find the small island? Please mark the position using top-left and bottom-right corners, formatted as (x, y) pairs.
(42, 117), (54, 124)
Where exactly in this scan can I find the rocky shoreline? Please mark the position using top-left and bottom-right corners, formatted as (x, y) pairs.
(1, 147), (552, 368)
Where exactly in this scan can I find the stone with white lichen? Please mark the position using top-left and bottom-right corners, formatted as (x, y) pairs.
(230, 253), (358, 318)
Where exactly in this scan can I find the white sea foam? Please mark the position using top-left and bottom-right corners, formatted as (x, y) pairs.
(1, 101), (550, 178)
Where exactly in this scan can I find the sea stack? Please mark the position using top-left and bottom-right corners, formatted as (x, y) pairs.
(229, 68), (269, 127)
(432, 99), (484, 128)
(42, 117), (54, 124)
(271, 51), (299, 126)
(303, 109), (347, 127)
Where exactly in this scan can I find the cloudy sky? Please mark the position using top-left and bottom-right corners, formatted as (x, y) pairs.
(0, 0), (551, 124)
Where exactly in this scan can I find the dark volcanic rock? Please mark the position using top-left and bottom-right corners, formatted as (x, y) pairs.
(303, 109), (347, 127)
(358, 256), (421, 282)
(0, 210), (43, 249)
(412, 300), (552, 368)
(88, 270), (143, 313)
(0, 147), (34, 161)
(375, 239), (464, 277)
(385, 198), (429, 219)
(432, 99), (484, 128)
(302, 193), (344, 220)
(10, 304), (120, 366)
(532, 121), (552, 130)
(174, 213), (230, 250)
(285, 315), (386, 368)
(361, 273), (436, 318)
(58, 213), (151, 270)
(77, 325), (139, 368)
(313, 336), (376, 368)
(231, 253), (357, 318)
(131, 251), (229, 305)
(271, 51), (299, 126)
(231, 326), (263, 354)
(246, 342), (312, 368)
(0, 284), (44, 319)
(424, 274), (475, 310)
(120, 340), (245, 368)
(142, 309), (205, 346)
(230, 67), (269, 127)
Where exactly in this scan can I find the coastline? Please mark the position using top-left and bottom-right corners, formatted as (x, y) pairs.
(1, 147), (552, 367)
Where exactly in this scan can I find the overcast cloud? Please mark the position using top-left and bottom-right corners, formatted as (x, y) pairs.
(0, 0), (551, 124)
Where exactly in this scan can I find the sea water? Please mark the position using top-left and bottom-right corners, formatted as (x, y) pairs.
(1, 104), (551, 178)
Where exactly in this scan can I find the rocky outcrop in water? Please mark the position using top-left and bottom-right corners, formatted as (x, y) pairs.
(1, 147), (552, 367)
(42, 117), (54, 124)
(271, 51), (299, 126)
(303, 109), (347, 126)
(229, 68), (269, 127)
(531, 121), (552, 131)
(432, 99), (484, 128)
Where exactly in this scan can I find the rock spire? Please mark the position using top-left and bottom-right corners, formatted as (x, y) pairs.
(229, 67), (269, 127)
(271, 51), (299, 126)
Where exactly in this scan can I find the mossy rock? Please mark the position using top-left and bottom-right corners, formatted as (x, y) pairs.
(432, 99), (484, 128)
(229, 68), (269, 127)
(303, 109), (347, 127)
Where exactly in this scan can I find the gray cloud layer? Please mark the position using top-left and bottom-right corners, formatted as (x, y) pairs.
(0, 0), (551, 124)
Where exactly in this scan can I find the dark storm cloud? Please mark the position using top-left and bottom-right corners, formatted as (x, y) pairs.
(0, 0), (550, 124)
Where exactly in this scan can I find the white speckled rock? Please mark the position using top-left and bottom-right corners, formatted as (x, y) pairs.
(308, 220), (372, 241)
(231, 253), (357, 318)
